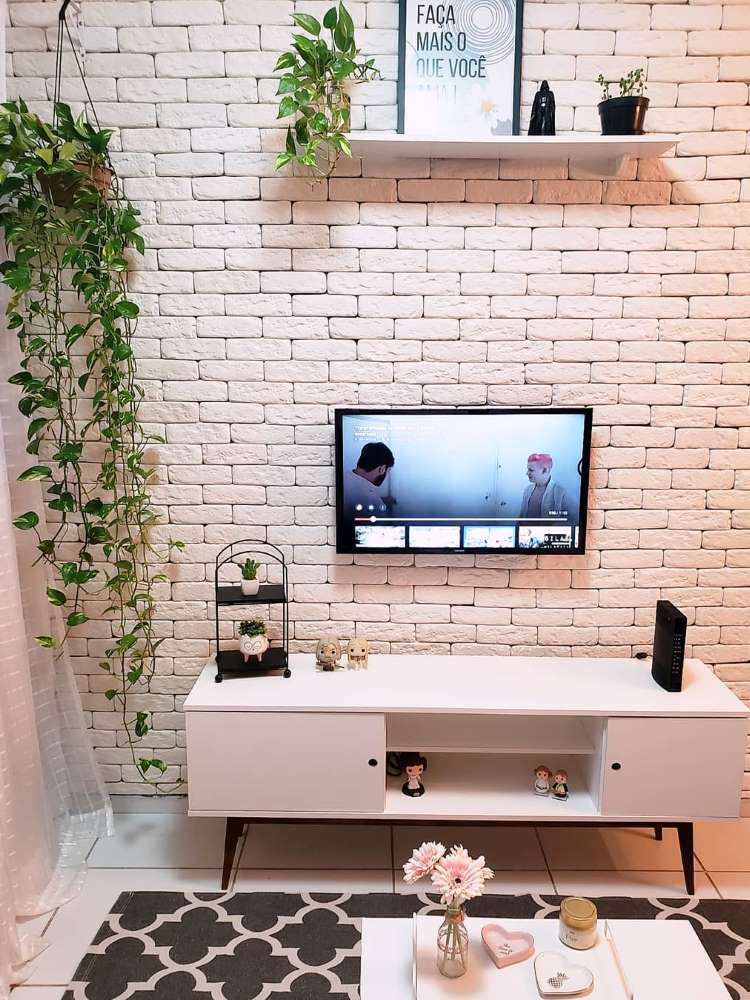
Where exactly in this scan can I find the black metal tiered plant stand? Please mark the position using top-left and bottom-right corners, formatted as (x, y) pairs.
(214, 539), (290, 682)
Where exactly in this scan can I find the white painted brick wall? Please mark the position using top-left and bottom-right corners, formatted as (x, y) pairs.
(6, 0), (750, 794)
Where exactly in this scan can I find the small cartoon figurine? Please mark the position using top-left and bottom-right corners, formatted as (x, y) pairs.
(401, 752), (427, 797)
(528, 80), (556, 136)
(534, 764), (551, 796)
(551, 768), (569, 802)
(346, 637), (369, 670)
(315, 636), (342, 672)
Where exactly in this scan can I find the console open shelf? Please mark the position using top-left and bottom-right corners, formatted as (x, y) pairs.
(387, 713), (599, 756)
(348, 133), (679, 177)
(384, 754), (598, 820)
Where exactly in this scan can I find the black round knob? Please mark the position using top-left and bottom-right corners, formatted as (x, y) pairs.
(368, 758), (378, 767)
(611, 762), (622, 771)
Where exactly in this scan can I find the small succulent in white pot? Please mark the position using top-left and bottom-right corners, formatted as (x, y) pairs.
(238, 557), (260, 596)
(238, 619), (269, 663)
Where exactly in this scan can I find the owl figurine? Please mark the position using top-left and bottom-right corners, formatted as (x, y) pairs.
(346, 637), (369, 670)
(315, 636), (342, 671)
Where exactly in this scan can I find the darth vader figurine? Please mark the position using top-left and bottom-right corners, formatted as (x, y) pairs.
(528, 81), (556, 136)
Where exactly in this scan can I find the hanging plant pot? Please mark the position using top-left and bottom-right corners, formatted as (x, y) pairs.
(598, 96), (649, 136)
(41, 160), (113, 206)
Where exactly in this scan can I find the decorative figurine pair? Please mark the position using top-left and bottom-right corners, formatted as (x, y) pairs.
(315, 636), (369, 671)
(534, 765), (569, 802)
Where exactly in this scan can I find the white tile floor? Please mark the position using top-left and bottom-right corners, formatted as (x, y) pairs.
(10, 813), (750, 994)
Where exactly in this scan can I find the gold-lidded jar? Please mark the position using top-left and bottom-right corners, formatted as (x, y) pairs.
(559, 896), (598, 950)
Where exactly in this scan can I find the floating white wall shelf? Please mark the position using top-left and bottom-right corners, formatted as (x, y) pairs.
(348, 133), (679, 177)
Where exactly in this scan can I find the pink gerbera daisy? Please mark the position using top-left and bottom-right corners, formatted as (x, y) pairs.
(403, 841), (446, 884)
(430, 845), (494, 906)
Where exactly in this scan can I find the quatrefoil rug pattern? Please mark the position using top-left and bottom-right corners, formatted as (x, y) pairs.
(63, 892), (750, 1000)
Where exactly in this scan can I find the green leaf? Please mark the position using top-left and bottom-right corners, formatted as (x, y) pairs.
(28, 417), (47, 439)
(274, 51), (297, 71)
(35, 146), (54, 165)
(275, 152), (294, 169)
(105, 689), (117, 700)
(46, 587), (66, 606)
(335, 3), (354, 48)
(277, 74), (298, 96)
(139, 757), (167, 775)
(332, 57), (356, 79)
(18, 464), (51, 481)
(13, 511), (39, 531)
(86, 525), (111, 544)
(295, 118), (310, 144)
(293, 12), (321, 34)
(277, 95), (298, 119)
(323, 6), (338, 29)
(54, 441), (83, 463)
(114, 300), (139, 319)
(337, 134), (352, 158)
(134, 711), (149, 738)
(36, 635), (57, 649)
(66, 611), (88, 628)
(285, 125), (297, 156)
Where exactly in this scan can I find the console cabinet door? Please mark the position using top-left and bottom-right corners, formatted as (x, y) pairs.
(187, 711), (385, 814)
(601, 717), (745, 818)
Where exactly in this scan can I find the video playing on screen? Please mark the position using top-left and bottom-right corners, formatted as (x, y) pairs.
(335, 408), (591, 555)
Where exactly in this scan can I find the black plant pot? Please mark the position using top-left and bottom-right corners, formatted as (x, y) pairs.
(598, 96), (650, 136)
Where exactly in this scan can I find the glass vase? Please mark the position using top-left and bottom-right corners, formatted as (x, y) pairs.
(436, 905), (468, 978)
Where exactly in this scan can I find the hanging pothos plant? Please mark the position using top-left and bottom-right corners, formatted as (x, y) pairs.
(0, 100), (183, 787)
(274, 2), (379, 178)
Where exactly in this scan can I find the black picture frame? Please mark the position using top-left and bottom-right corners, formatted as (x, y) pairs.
(397, 0), (525, 136)
(334, 407), (593, 556)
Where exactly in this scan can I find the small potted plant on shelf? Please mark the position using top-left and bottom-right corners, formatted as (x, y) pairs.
(238, 557), (261, 596)
(273, 2), (379, 179)
(238, 619), (269, 663)
(597, 68), (648, 135)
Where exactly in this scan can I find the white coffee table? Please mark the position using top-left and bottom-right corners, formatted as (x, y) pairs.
(360, 916), (731, 1000)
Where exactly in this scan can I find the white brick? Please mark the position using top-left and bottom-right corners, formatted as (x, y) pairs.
(119, 26), (188, 52)
(155, 52), (225, 77)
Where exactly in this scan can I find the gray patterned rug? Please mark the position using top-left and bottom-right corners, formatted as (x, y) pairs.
(63, 891), (750, 1000)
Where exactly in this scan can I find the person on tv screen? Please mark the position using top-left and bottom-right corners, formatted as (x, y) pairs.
(344, 441), (397, 516)
(520, 452), (571, 519)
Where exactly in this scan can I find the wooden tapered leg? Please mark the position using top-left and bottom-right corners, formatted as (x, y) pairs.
(221, 816), (245, 891)
(654, 824), (663, 841)
(676, 823), (694, 895)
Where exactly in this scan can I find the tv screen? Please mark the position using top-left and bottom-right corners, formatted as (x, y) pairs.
(335, 408), (592, 555)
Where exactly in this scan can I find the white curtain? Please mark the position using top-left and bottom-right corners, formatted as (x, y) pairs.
(0, 364), (112, 998)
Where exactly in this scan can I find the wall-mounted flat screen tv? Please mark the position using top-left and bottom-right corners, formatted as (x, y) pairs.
(335, 408), (592, 555)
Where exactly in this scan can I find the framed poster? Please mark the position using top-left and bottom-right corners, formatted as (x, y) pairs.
(398, 0), (524, 137)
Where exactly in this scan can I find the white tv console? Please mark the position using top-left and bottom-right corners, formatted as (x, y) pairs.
(183, 654), (748, 891)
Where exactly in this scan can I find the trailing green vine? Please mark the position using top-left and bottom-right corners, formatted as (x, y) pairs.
(0, 100), (182, 787)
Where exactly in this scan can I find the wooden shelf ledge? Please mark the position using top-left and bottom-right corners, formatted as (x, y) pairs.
(348, 132), (679, 177)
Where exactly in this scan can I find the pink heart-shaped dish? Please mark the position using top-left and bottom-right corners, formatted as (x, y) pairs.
(481, 923), (535, 969)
